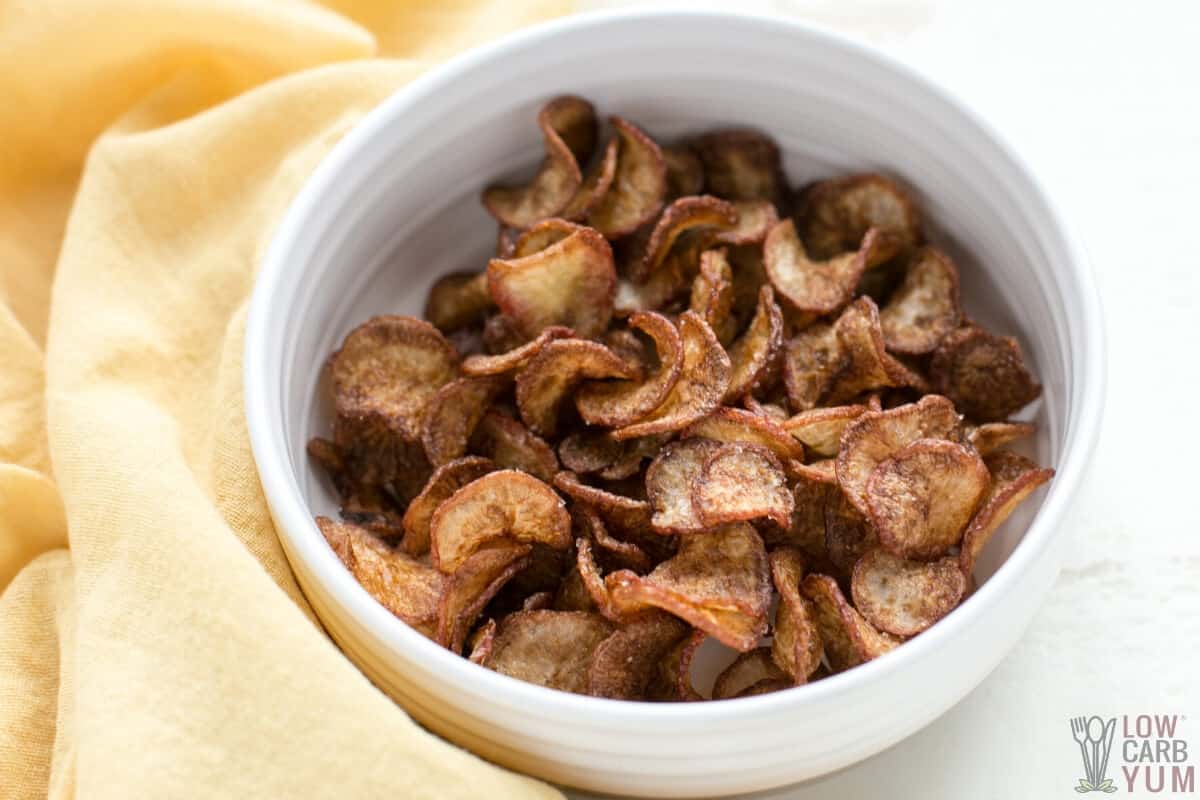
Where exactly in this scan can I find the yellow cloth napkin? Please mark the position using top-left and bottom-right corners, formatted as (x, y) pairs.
(0, 2), (567, 796)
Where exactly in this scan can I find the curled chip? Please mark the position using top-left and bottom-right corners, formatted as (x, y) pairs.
(401, 456), (495, 556)
(878, 247), (962, 355)
(430, 470), (570, 572)
(317, 517), (443, 638)
(783, 404), (869, 458)
(611, 312), (732, 440)
(461, 325), (574, 376)
(836, 394), (963, 517)
(607, 524), (770, 651)
(800, 573), (901, 672)
(712, 648), (789, 701)
(553, 470), (652, 534)
(714, 200), (780, 246)
(725, 285), (784, 401)
(576, 311), (684, 427)
(930, 326), (1042, 421)
(425, 272), (493, 332)
(633, 195), (737, 282)
(468, 618), (496, 664)
(485, 610), (614, 694)
(866, 438), (989, 561)
(468, 410), (559, 481)
(511, 218), (587, 258)
(683, 407), (803, 463)
(959, 450), (1054, 575)
(523, 591), (554, 611)
(689, 248), (736, 345)
(782, 321), (841, 412)
(646, 437), (723, 534)
(795, 173), (922, 260)
(663, 145), (704, 199)
(769, 549), (824, 683)
(515, 339), (636, 437)
(482, 96), (593, 228)
(965, 420), (1036, 456)
(851, 548), (966, 636)
(437, 541), (533, 653)
(587, 612), (690, 700)
(693, 443), (794, 528)
(764, 472), (835, 564)
(330, 315), (460, 441)
(559, 430), (663, 482)
(586, 116), (668, 238)
(765, 219), (894, 315)
(651, 628), (706, 701)
(823, 487), (878, 577)
(692, 129), (786, 205)
(823, 296), (928, 404)
(744, 397), (789, 422)
(488, 227), (616, 340)
(575, 506), (651, 573)
(563, 136), (619, 220)
(421, 376), (505, 467)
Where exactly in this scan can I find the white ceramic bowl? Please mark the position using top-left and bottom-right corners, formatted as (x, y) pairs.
(245, 10), (1103, 797)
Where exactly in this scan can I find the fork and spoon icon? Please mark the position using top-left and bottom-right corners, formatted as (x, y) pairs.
(1071, 715), (1118, 793)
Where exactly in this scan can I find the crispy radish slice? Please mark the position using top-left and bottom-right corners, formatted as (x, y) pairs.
(725, 284), (784, 401)
(468, 410), (559, 481)
(823, 487), (878, 577)
(824, 297), (928, 404)
(481, 96), (593, 228)
(437, 541), (533, 653)
(766, 474), (835, 567)
(851, 548), (966, 636)
(613, 268), (686, 314)
(467, 618), (496, 664)
(576, 311), (684, 427)
(867, 438), (990, 561)
(488, 227), (616, 339)
(692, 129), (786, 205)
(796, 173), (922, 259)
(460, 325), (574, 376)
(587, 611), (690, 700)
(646, 438), (723, 534)
(782, 321), (841, 412)
(607, 523), (770, 651)
(485, 610), (614, 694)
(663, 144), (705, 199)
(714, 200), (780, 246)
(689, 248), (736, 344)
(651, 628), (707, 701)
(425, 272), (493, 332)
(330, 315), (459, 441)
(795, 458), (838, 485)
(879, 247), (962, 355)
(769, 548), (824, 683)
(800, 574), (901, 671)
(558, 429), (624, 475)
(835, 394), (963, 516)
(421, 376), (505, 466)
(744, 396), (789, 422)
(611, 312), (732, 440)
(522, 591), (554, 611)
(515, 339), (636, 437)
(563, 136), (619, 220)
(317, 517), (443, 638)
(684, 407), (803, 463)
(511, 218), (587, 258)
(330, 413), (433, 504)
(587, 116), (668, 238)
(633, 195), (737, 282)
(959, 450), (1054, 575)
(783, 404), (869, 458)
(430, 470), (571, 573)
(553, 470), (652, 534)
(965, 421), (1037, 456)
(712, 648), (789, 700)
(401, 456), (495, 557)
(930, 326), (1043, 421)
(575, 506), (652, 573)
(765, 219), (861, 315)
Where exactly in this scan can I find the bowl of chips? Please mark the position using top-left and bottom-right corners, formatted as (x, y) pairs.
(244, 9), (1103, 797)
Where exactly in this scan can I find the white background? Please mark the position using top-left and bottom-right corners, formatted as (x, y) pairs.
(575, 0), (1200, 797)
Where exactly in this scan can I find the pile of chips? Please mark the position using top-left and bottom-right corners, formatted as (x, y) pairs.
(309, 96), (1054, 701)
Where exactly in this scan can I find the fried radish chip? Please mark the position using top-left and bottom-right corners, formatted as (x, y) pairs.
(576, 311), (684, 427)
(783, 321), (841, 412)
(460, 325), (574, 376)
(563, 136), (619, 220)
(651, 627), (707, 701)
(783, 404), (869, 458)
(825, 296), (928, 405)
(553, 470), (652, 534)
(611, 312), (731, 440)
(468, 410), (559, 481)
(515, 339), (636, 436)
(769, 549), (824, 683)
(693, 443), (793, 528)
(425, 272), (493, 332)
(401, 456), (495, 556)
(850, 548), (966, 636)
(965, 421), (1037, 456)
(511, 218), (587, 258)
(575, 507), (652, 573)
(724, 284), (784, 401)
(633, 195), (737, 282)
(646, 437), (723, 534)
(878, 247), (962, 355)
(587, 116), (668, 238)
(559, 430), (664, 482)
(437, 541), (533, 653)
(468, 618), (497, 664)
(765, 220), (893, 315)
(712, 648), (789, 700)
(330, 315), (460, 441)
(430, 470), (571, 572)
(930, 326), (1042, 421)
(683, 407), (803, 464)
(836, 394), (963, 516)
(317, 517), (443, 638)
(481, 96), (593, 228)
(866, 438), (989, 561)
(823, 488), (879, 577)
(690, 248), (736, 344)
(485, 610), (614, 694)
(692, 129), (786, 205)
(663, 145), (705, 200)
(714, 200), (780, 246)
(607, 524), (770, 651)
(487, 227), (616, 339)
(587, 612), (690, 700)
(800, 573), (900, 672)
(796, 173), (922, 260)
(421, 376), (505, 467)
(959, 450), (1054, 575)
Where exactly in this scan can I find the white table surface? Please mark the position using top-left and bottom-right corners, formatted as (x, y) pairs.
(573, 0), (1200, 797)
